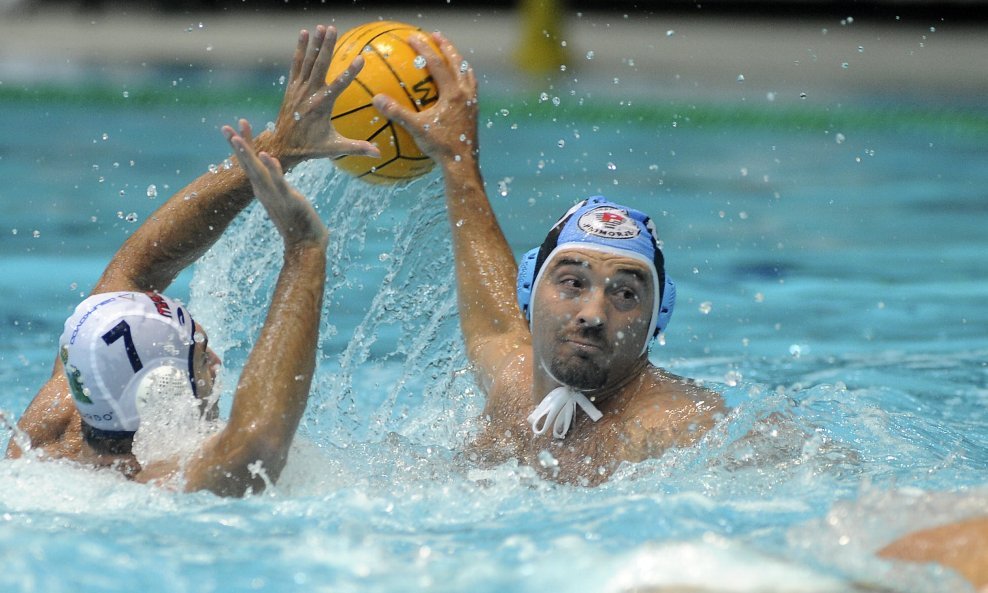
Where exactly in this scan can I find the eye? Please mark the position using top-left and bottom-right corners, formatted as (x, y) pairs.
(611, 286), (641, 310)
(555, 274), (583, 292)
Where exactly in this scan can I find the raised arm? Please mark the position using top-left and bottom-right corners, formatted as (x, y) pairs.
(7, 24), (378, 460)
(177, 121), (328, 496)
(372, 33), (529, 391)
(96, 24), (378, 295)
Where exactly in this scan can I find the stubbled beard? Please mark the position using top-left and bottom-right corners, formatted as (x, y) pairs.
(549, 351), (608, 391)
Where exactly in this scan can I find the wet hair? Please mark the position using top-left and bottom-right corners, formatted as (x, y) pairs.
(80, 420), (135, 456)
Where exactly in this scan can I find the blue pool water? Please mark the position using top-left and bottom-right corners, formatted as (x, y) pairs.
(2, 55), (988, 592)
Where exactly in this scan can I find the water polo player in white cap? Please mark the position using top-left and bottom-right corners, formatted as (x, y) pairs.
(373, 31), (724, 485)
(7, 25), (380, 496)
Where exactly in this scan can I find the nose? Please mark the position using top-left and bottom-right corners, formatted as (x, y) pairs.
(576, 288), (606, 328)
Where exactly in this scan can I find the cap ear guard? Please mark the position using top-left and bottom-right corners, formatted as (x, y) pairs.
(655, 275), (676, 335)
(516, 247), (540, 321)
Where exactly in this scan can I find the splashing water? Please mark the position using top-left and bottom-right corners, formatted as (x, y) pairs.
(190, 161), (482, 454)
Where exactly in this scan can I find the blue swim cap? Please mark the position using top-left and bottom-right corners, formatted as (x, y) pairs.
(516, 197), (676, 349)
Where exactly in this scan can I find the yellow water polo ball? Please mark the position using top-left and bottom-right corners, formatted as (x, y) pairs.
(327, 21), (443, 184)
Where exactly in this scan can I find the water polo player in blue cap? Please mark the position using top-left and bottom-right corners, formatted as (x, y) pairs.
(7, 26), (380, 496)
(375, 32), (724, 485)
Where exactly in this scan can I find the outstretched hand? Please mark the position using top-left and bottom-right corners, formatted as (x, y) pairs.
(223, 119), (328, 249)
(371, 32), (479, 168)
(268, 25), (381, 164)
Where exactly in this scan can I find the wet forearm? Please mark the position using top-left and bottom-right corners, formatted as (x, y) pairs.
(441, 158), (526, 345)
(94, 133), (293, 294)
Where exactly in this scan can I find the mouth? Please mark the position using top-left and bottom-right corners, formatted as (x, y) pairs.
(563, 337), (606, 353)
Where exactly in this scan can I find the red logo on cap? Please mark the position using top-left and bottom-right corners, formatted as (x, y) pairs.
(146, 292), (173, 319)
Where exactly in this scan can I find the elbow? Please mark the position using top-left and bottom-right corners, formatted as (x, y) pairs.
(234, 427), (294, 488)
(192, 426), (296, 498)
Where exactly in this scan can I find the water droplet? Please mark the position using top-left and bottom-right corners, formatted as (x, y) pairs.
(31, 230), (40, 238)
(557, 139), (565, 148)
(208, 164), (218, 174)
(146, 184), (158, 199)
(737, 73), (745, 83)
(699, 301), (712, 314)
(125, 212), (138, 223)
(666, 30), (675, 37)
(122, 91), (129, 98)
(101, 133), (109, 141)
(585, 50), (595, 60)
(606, 162), (617, 171)
(789, 344), (802, 358)
(551, 96), (561, 106)
(766, 91), (777, 102)
(754, 293), (765, 303)
(835, 133), (846, 144)
(857, 45), (864, 53)
(499, 108), (510, 117)
(459, 59), (469, 73)
(459, 133), (467, 142)
(497, 177), (513, 197)
(538, 450), (559, 468)
(799, 92), (808, 99)
(455, 219), (465, 227)
(378, 253), (391, 262)
(413, 55), (427, 69)
(293, 111), (301, 121)
(724, 370), (742, 387)
(841, 62), (849, 69)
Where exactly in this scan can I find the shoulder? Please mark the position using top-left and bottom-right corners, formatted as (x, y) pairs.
(8, 371), (84, 460)
(482, 345), (534, 418)
(622, 366), (725, 454)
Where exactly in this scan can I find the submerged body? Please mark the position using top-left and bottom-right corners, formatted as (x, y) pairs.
(474, 363), (720, 484)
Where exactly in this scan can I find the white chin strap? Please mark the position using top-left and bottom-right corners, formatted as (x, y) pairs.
(527, 386), (604, 439)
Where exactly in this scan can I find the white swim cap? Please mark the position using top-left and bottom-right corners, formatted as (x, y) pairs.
(59, 291), (197, 434)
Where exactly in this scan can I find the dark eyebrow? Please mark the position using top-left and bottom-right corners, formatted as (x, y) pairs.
(614, 267), (647, 285)
(552, 257), (590, 270)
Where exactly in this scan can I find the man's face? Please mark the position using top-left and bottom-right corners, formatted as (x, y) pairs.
(191, 322), (222, 418)
(530, 248), (654, 391)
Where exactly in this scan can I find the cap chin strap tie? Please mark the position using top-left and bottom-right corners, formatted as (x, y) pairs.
(528, 386), (604, 439)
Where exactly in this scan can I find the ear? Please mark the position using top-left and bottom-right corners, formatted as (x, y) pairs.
(132, 362), (196, 418)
